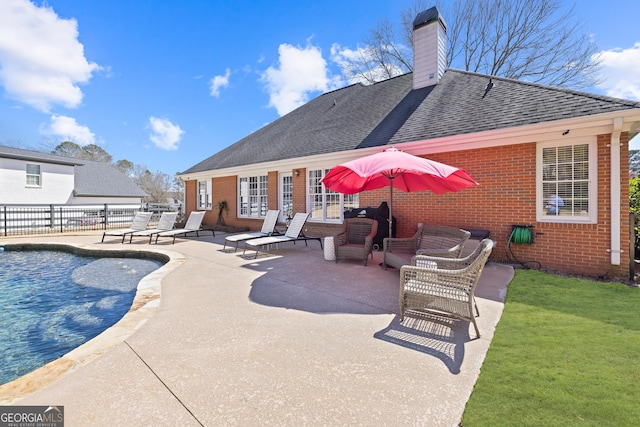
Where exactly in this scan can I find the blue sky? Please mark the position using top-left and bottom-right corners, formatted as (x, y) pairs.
(1, 0), (639, 176)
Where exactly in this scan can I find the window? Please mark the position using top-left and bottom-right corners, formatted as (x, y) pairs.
(239, 175), (268, 218)
(26, 164), (41, 187)
(308, 169), (359, 221)
(280, 174), (293, 222)
(197, 180), (212, 209)
(537, 139), (596, 223)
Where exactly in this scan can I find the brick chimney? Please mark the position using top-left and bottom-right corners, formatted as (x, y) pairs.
(412, 6), (447, 90)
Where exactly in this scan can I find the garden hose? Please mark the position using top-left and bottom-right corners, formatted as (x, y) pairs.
(506, 226), (541, 270)
(510, 226), (532, 244)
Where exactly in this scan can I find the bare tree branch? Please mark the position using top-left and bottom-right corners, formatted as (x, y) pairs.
(342, 0), (602, 89)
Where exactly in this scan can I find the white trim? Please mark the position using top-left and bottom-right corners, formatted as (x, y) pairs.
(177, 109), (640, 181)
(25, 162), (42, 188)
(610, 117), (623, 265)
(196, 179), (212, 210)
(237, 174), (268, 219)
(279, 172), (293, 223)
(536, 136), (598, 224)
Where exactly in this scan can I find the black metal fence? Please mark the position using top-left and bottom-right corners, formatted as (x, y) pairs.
(0, 203), (180, 237)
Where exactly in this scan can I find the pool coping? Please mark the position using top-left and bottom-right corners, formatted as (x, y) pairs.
(0, 242), (186, 404)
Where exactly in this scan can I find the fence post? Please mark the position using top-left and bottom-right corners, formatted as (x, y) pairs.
(49, 204), (54, 229)
(2, 206), (6, 236)
(104, 204), (109, 230)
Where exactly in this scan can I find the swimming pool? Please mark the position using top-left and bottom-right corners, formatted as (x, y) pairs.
(0, 246), (165, 385)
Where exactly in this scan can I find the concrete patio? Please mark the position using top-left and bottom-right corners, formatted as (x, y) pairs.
(0, 231), (513, 426)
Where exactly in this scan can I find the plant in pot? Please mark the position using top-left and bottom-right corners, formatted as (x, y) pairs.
(216, 200), (228, 225)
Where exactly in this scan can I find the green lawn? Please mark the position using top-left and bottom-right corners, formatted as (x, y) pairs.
(462, 269), (640, 426)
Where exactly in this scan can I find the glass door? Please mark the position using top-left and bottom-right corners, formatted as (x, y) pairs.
(279, 173), (293, 224)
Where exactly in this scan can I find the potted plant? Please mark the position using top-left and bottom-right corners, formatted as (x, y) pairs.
(216, 200), (228, 225)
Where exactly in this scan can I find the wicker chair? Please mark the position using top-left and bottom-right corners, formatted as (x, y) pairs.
(383, 225), (471, 270)
(399, 239), (494, 338)
(332, 218), (378, 266)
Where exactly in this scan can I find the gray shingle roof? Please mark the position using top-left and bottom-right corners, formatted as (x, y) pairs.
(72, 160), (147, 197)
(0, 145), (147, 198)
(182, 69), (640, 174)
(0, 145), (82, 166)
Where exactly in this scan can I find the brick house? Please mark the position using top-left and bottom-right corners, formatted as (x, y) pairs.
(179, 7), (640, 280)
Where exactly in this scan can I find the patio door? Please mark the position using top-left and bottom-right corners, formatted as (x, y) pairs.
(279, 173), (293, 224)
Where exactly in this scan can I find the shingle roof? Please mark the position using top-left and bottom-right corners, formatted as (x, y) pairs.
(0, 145), (83, 166)
(182, 69), (640, 174)
(72, 160), (147, 198)
(0, 145), (147, 198)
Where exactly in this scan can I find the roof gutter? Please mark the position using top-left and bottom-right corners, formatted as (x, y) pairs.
(609, 117), (624, 265)
(177, 109), (640, 181)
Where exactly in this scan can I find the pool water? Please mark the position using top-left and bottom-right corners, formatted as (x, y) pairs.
(0, 249), (163, 385)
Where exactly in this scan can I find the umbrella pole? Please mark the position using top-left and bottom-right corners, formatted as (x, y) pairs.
(388, 178), (393, 240)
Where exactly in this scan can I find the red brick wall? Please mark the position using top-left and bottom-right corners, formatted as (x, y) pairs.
(292, 168), (307, 215)
(359, 136), (631, 279)
(183, 133), (632, 279)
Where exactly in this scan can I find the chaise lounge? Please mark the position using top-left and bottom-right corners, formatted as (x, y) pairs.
(223, 209), (280, 252)
(101, 211), (153, 243)
(242, 212), (321, 259)
(154, 211), (214, 244)
(128, 211), (178, 244)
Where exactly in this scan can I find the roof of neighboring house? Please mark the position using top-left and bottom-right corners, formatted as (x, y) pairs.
(182, 69), (640, 174)
(72, 160), (147, 198)
(0, 145), (147, 198)
(0, 145), (83, 166)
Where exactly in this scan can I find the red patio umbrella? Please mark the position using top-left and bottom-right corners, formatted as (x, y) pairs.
(320, 147), (478, 239)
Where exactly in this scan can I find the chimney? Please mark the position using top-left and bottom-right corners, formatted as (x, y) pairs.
(412, 6), (447, 90)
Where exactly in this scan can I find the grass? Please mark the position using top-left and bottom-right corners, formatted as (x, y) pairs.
(462, 269), (640, 426)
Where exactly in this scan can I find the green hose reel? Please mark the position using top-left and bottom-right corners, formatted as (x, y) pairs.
(510, 225), (534, 244)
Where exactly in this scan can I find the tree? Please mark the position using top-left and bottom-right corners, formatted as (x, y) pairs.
(82, 144), (112, 163)
(49, 141), (182, 205)
(133, 167), (174, 203)
(115, 159), (135, 176)
(52, 141), (84, 158)
(340, 0), (602, 89)
(630, 176), (640, 258)
(630, 150), (640, 178)
(51, 141), (112, 162)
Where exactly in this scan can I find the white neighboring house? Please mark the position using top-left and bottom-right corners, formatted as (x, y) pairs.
(0, 145), (147, 205)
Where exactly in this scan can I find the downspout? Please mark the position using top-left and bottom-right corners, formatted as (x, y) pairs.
(610, 117), (623, 265)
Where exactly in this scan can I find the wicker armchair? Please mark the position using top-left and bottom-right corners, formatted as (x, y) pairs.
(399, 239), (494, 338)
(383, 225), (471, 270)
(332, 218), (378, 266)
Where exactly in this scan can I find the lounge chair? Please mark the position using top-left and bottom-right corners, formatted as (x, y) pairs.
(128, 211), (178, 244)
(153, 211), (214, 244)
(399, 239), (494, 338)
(223, 209), (281, 252)
(242, 212), (321, 258)
(101, 211), (153, 243)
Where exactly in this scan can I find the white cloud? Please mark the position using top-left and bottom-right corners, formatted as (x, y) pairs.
(261, 43), (341, 116)
(594, 42), (640, 101)
(148, 116), (184, 150)
(209, 68), (231, 97)
(0, 0), (100, 112)
(41, 115), (96, 145)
